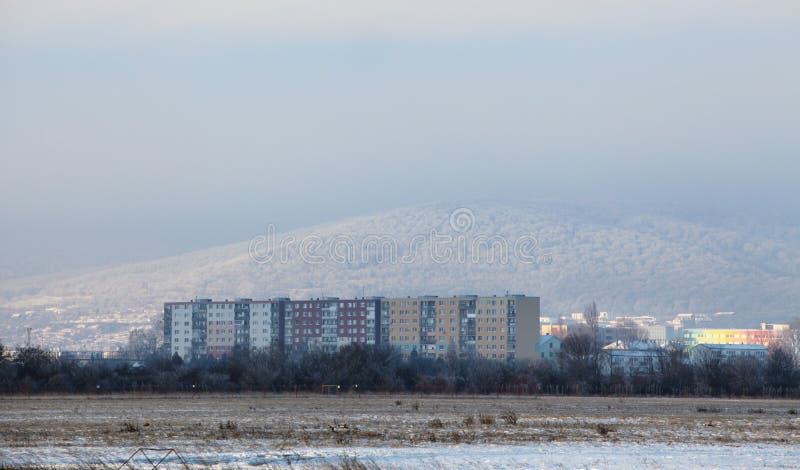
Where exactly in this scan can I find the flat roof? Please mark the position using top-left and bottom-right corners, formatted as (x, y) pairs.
(694, 343), (768, 350)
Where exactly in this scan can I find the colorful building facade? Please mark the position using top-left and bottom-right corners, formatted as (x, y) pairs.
(383, 294), (540, 360)
(164, 294), (539, 361)
(682, 328), (784, 348)
(164, 298), (285, 360)
(284, 297), (383, 353)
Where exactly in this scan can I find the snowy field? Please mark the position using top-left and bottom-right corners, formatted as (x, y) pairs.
(1, 394), (799, 468)
(1, 442), (799, 469)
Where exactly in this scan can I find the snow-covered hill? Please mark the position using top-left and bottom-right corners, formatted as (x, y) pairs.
(1, 201), (798, 348)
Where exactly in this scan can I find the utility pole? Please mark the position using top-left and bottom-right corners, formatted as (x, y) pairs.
(26, 327), (31, 348)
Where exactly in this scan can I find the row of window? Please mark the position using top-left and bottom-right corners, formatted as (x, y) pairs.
(481, 353), (506, 359)
(384, 299), (514, 307)
(477, 317), (504, 323)
(389, 309), (508, 316)
(295, 319), (369, 325)
(477, 327), (504, 333)
(293, 302), (369, 308)
(477, 335), (505, 341)
(293, 311), (371, 317)
(391, 327), (418, 333)
(393, 335), (418, 342)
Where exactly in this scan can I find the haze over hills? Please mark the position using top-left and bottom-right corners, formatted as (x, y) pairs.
(1, 200), (798, 348)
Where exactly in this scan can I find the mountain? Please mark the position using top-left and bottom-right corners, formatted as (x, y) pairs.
(1, 200), (798, 348)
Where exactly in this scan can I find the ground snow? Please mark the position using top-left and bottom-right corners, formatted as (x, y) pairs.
(1, 442), (798, 469)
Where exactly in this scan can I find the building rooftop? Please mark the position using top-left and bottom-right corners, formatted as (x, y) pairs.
(603, 340), (662, 351)
(538, 334), (560, 345)
(603, 349), (665, 357)
(694, 343), (767, 351)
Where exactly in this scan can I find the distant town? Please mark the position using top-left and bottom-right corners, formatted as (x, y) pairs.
(158, 295), (792, 368)
(3, 294), (795, 384)
(160, 295), (794, 379)
(164, 295), (539, 362)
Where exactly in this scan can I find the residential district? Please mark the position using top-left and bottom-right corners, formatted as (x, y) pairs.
(156, 294), (793, 376)
(5, 293), (794, 379)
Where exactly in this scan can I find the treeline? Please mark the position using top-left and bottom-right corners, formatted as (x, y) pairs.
(1, 341), (799, 397)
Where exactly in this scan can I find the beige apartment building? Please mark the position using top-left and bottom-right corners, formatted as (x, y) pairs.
(384, 294), (540, 360)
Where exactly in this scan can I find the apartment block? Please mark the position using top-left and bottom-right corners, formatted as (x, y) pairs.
(384, 294), (540, 360)
(683, 327), (784, 348)
(285, 297), (384, 353)
(165, 296), (383, 360)
(164, 298), (287, 360)
(164, 294), (538, 361)
(383, 298), (421, 355)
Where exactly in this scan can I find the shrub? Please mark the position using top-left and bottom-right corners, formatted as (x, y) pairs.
(463, 415), (475, 426)
(328, 456), (380, 470)
(500, 410), (518, 425)
(596, 423), (615, 436)
(696, 406), (721, 413)
(120, 421), (140, 433)
(478, 414), (495, 425)
(428, 418), (444, 429)
(219, 420), (238, 430)
(334, 431), (351, 445)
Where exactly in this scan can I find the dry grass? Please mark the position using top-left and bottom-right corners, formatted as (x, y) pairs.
(596, 423), (615, 436)
(326, 456), (380, 470)
(219, 420), (238, 430)
(500, 410), (518, 425)
(119, 421), (140, 433)
(696, 406), (722, 413)
(428, 418), (444, 429)
(478, 414), (495, 425)
(1, 393), (799, 465)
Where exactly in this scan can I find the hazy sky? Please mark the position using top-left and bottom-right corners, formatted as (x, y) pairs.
(1, 1), (799, 277)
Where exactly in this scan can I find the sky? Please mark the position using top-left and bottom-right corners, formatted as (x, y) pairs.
(1, 1), (799, 278)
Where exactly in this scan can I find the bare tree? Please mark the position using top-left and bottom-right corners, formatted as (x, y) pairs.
(692, 347), (725, 395)
(614, 326), (650, 344)
(583, 301), (599, 334)
(559, 331), (594, 391)
(728, 356), (764, 396)
(581, 301), (602, 392)
(765, 345), (799, 394)
(777, 328), (800, 368)
(656, 343), (693, 395)
(128, 327), (158, 360)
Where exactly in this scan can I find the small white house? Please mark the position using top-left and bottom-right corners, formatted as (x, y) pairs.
(535, 334), (561, 362)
